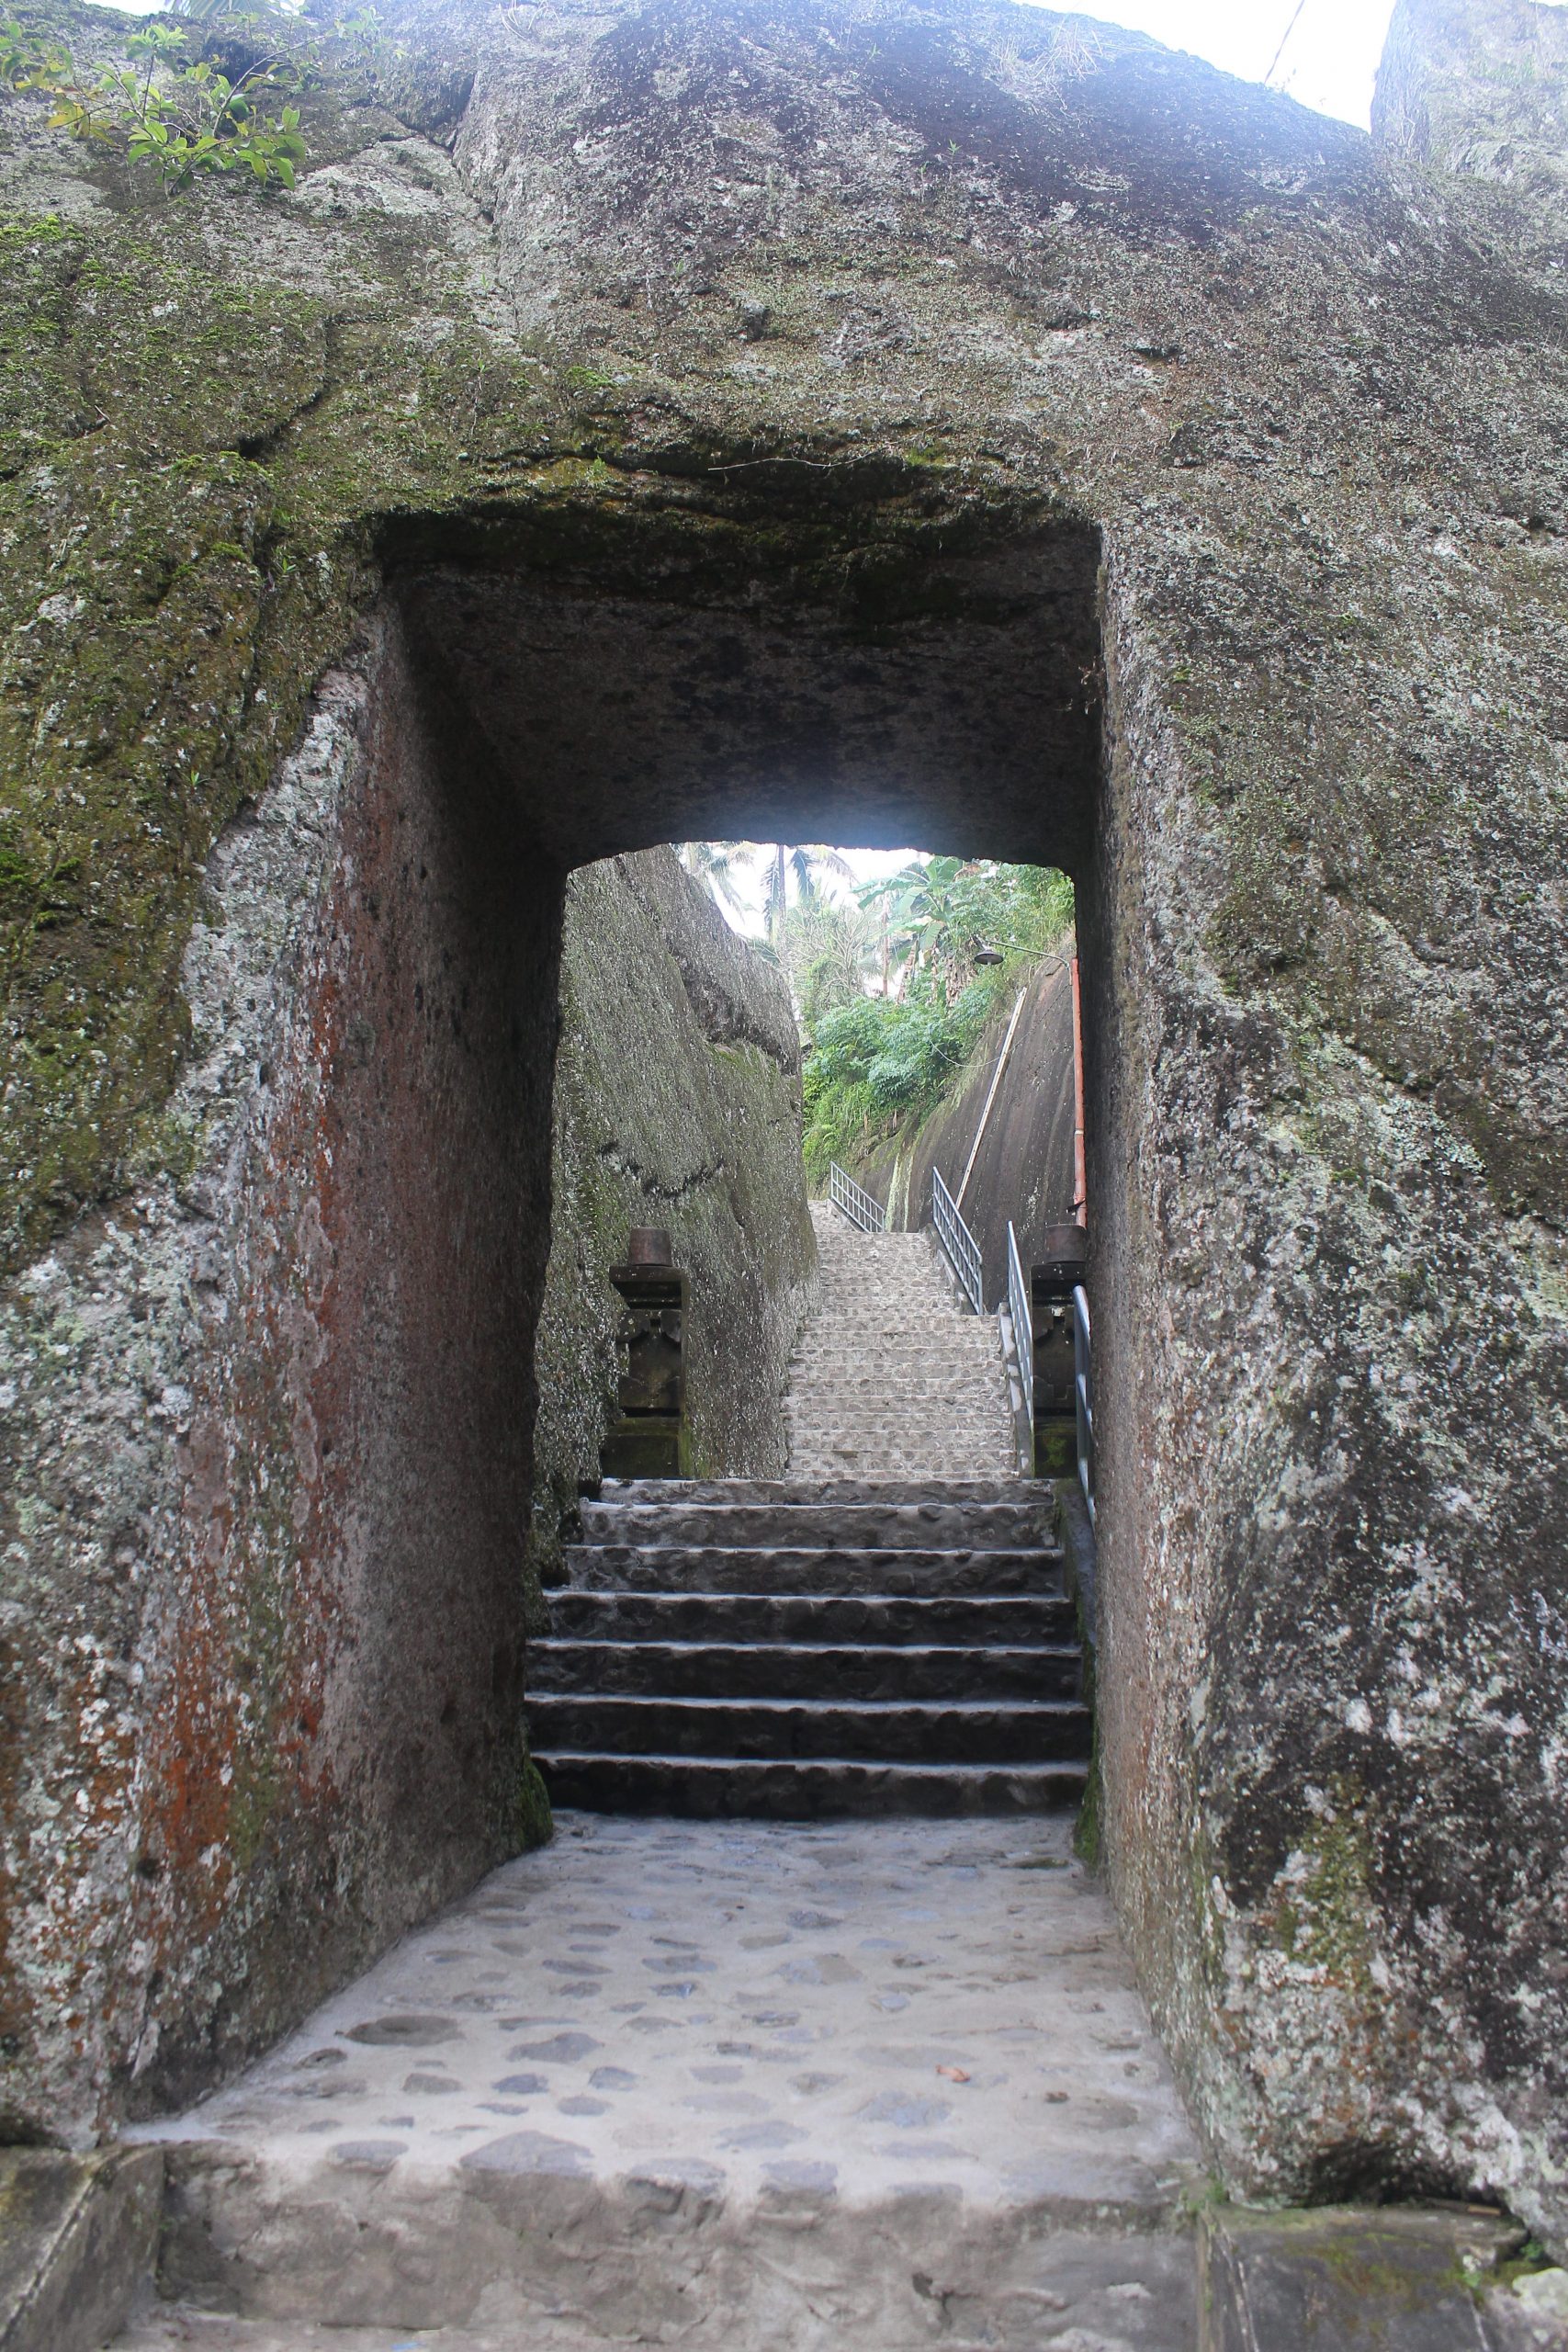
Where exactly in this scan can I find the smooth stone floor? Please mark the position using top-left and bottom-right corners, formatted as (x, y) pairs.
(119, 1814), (1205, 2349)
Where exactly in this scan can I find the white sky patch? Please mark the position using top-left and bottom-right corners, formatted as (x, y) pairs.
(1039, 0), (1398, 128)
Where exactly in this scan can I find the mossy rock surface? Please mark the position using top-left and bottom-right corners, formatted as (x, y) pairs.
(0, 0), (1565, 2263)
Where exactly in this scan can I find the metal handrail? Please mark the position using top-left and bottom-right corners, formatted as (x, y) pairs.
(1073, 1282), (1095, 1524)
(829, 1160), (887, 1235)
(932, 1165), (985, 1315)
(1007, 1220), (1033, 1432)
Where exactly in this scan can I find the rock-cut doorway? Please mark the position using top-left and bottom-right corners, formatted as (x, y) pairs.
(334, 489), (1111, 1881)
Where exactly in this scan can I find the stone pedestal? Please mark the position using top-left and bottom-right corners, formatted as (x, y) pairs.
(1032, 1224), (1089, 1480)
(600, 1229), (691, 1480)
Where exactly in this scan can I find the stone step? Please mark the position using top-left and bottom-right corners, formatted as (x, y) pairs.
(527, 1693), (1093, 1763)
(601, 1478), (1052, 1506)
(784, 1448), (1020, 1467)
(787, 1359), (1001, 1379)
(788, 1357), (999, 1376)
(787, 1212), (1015, 1476)
(780, 1458), (1024, 1476)
(530, 1639), (1083, 1702)
(553, 1212), (1068, 1821)
(790, 1312), (997, 1330)
(789, 1336), (1001, 1354)
(784, 1393), (1003, 1406)
(783, 1411), (1011, 1430)
(791, 1318), (984, 1334)
(563, 1544), (1065, 1596)
(785, 1385), (999, 1403)
(579, 1500), (1051, 1548)
(536, 1754), (1090, 1815)
(782, 1435), (1011, 1451)
(794, 1299), (988, 1310)
(795, 1311), (974, 1329)
(784, 1383), (1005, 1406)
(782, 1419), (1011, 1438)
(787, 1371), (998, 1384)
(785, 1404), (1008, 1420)
(116, 1818), (1196, 2347)
(784, 1459), (1022, 1479)
(544, 1589), (1077, 1644)
(788, 1341), (1001, 1360)
(784, 1426), (1013, 1450)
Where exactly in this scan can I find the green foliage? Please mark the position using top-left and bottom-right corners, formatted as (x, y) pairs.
(515, 1758), (555, 1851)
(802, 860), (1075, 1180)
(856, 854), (1075, 1001)
(801, 977), (999, 1179)
(778, 897), (865, 1024)
(0, 8), (313, 193)
(0, 17), (69, 90)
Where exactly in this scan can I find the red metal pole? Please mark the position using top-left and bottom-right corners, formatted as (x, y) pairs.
(1069, 955), (1088, 1228)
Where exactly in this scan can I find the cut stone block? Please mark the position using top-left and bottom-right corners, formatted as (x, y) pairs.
(0, 2146), (163, 2352)
(1199, 2203), (1526, 2352)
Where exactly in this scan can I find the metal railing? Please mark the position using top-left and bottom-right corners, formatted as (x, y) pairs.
(829, 1160), (887, 1235)
(1074, 1282), (1096, 1525)
(1006, 1219), (1033, 1433)
(931, 1164), (985, 1316)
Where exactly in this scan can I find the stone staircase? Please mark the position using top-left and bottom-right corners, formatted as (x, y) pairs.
(530, 1201), (1090, 1815)
(786, 1200), (1017, 1476)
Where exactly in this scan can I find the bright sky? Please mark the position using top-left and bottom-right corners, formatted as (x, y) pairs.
(1053, 0), (1398, 129)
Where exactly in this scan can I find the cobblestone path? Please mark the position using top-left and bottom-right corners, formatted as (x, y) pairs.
(119, 1814), (1201, 2351)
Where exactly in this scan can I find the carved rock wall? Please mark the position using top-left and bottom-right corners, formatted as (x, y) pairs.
(3, 615), (558, 2141)
(530, 847), (815, 1588)
(1376, 0), (1568, 206)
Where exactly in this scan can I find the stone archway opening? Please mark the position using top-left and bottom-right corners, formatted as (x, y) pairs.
(250, 481), (1111, 2030)
(368, 481), (1109, 1510)
(349, 482), (1111, 1814)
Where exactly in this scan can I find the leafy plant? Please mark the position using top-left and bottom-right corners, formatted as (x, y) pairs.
(670, 839), (1075, 1178)
(801, 859), (1075, 1179)
(800, 980), (999, 1179)
(1, 10), (307, 192)
(854, 855), (1073, 1003)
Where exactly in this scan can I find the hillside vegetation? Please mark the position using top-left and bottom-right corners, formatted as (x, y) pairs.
(796, 859), (1074, 1186)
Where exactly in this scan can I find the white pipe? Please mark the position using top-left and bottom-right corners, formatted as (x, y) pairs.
(955, 989), (1026, 1213)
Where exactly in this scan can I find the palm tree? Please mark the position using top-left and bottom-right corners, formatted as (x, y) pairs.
(782, 898), (868, 1023)
(678, 841), (750, 914)
(754, 842), (855, 944)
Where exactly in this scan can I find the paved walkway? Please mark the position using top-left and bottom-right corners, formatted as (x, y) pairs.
(120, 1814), (1203, 2350)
